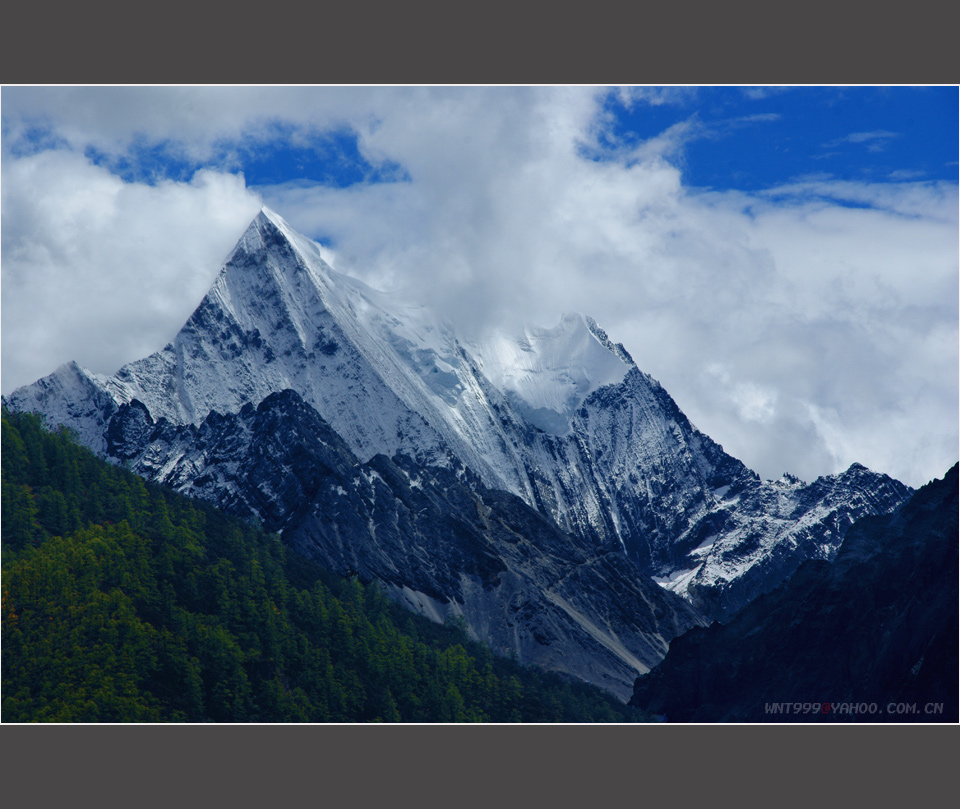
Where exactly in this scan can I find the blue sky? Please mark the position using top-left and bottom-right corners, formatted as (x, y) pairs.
(11, 86), (955, 198)
(594, 87), (957, 190)
(2, 86), (957, 487)
(70, 127), (410, 191)
(9, 86), (957, 200)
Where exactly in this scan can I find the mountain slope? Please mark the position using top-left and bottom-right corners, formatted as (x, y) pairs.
(103, 389), (705, 700)
(629, 464), (959, 722)
(2, 408), (647, 722)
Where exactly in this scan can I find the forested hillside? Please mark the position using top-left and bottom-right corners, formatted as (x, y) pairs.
(1, 409), (644, 722)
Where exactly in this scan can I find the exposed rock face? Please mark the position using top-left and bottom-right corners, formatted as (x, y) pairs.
(629, 464), (959, 722)
(662, 462), (912, 622)
(106, 389), (704, 700)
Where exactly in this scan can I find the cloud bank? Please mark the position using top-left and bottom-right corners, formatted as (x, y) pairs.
(2, 86), (956, 488)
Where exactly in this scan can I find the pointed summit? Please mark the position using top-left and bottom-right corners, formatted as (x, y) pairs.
(229, 206), (283, 252)
(257, 204), (295, 231)
(228, 206), (332, 281)
(223, 207), (323, 285)
(104, 211), (456, 460)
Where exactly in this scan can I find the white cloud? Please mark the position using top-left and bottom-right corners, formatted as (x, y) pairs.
(888, 169), (927, 181)
(705, 364), (779, 424)
(740, 87), (795, 101)
(613, 86), (700, 108)
(841, 130), (899, 144)
(2, 87), (956, 489)
(1, 148), (263, 391)
(822, 130), (900, 151)
(3, 86), (377, 163)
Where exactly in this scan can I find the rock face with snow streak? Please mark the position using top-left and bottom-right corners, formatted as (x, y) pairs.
(5, 208), (912, 641)
(657, 464), (912, 621)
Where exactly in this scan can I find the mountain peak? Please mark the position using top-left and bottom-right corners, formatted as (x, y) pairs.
(254, 206), (304, 245)
(224, 207), (331, 286)
(471, 311), (634, 435)
(258, 204), (283, 223)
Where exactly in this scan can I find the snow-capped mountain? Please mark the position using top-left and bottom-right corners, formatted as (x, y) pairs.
(6, 208), (911, 646)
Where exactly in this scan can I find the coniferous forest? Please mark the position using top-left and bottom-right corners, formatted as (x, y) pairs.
(1, 408), (645, 722)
